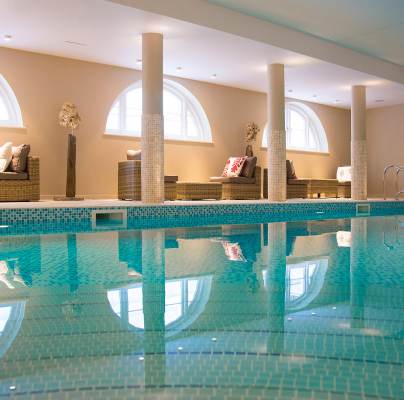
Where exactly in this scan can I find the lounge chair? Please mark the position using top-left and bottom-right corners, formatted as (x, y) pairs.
(118, 160), (178, 200)
(210, 156), (261, 200)
(263, 160), (339, 199)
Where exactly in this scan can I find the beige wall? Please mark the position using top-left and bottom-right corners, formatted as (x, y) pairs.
(0, 47), (351, 198)
(367, 104), (404, 197)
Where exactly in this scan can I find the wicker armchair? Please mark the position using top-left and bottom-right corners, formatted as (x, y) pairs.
(210, 166), (262, 200)
(0, 156), (40, 202)
(118, 160), (178, 201)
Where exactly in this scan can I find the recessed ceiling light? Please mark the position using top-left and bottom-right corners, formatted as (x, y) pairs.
(136, 59), (142, 65)
(375, 99), (384, 103)
(211, 74), (217, 79)
(64, 40), (87, 46)
(3, 35), (12, 42)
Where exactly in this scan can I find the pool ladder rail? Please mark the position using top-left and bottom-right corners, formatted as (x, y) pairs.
(383, 164), (404, 200)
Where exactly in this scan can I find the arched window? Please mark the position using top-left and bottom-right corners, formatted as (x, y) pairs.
(106, 79), (212, 143)
(107, 275), (212, 337)
(0, 75), (23, 128)
(262, 102), (328, 152)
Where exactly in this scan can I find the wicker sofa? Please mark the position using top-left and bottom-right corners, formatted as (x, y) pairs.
(210, 166), (262, 200)
(0, 156), (40, 202)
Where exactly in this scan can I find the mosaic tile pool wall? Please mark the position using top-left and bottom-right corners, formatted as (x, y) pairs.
(0, 201), (403, 235)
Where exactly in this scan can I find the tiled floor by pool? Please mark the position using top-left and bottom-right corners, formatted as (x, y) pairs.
(0, 214), (403, 399)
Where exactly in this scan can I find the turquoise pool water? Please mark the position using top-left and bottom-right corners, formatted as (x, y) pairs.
(0, 215), (403, 399)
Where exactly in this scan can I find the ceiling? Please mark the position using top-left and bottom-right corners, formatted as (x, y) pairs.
(0, 0), (403, 109)
(208, 0), (404, 66)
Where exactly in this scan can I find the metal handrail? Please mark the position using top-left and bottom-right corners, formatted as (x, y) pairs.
(383, 164), (396, 199)
(395, 166), (404, 199)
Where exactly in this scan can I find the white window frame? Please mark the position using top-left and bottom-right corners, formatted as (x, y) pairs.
(262, 101), (328, 153)
(0, 75), (24, 128)
(105, 79), (212, 143)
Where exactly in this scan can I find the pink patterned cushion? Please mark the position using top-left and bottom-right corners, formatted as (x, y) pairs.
(222, 156), (247, 177)
(222, 241), (246, 262)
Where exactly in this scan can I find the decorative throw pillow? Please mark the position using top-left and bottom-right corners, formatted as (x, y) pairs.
(240, 156), (257, 178)
(286, 159), (297, 179)
(222, 156), (247, 177)
(10, 144), (30, 173)
(0, 142), (13, 173)
(127, 149), (141, 161)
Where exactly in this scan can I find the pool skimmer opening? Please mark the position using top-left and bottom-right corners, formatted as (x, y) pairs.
(91, 209), (127, 229)
(356, 203), (371, 216)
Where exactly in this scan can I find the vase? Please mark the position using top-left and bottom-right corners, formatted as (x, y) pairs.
(245, 144), (253, 157)
(54, 133), (83, 201)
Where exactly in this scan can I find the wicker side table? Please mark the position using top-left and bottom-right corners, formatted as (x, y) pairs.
(118, 160), (178, 200)
(337, 182), (351, 198)
(176, 182), (222, 200)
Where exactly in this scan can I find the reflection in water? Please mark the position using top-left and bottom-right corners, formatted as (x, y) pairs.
(0, 302), (25, 358)
(263, 259), (329, 311)
(350, 218), (367, 328)
(142, 229), (166, 387)
(0, 217), (401, 399)
(107, 276), (212, 334)
(265, 222), (286, 353)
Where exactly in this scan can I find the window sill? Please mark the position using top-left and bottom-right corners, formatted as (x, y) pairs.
(0, 126), (27, 134)
(260, 147), (330, 156)
(104, 132), (214, 145)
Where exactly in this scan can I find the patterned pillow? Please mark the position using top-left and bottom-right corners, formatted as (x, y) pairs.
(222, 156), (247, 177)
(0, 142), (13, 173)
(286, 159), (297, 179)
(240, 156), (257, 178)
(10, 144), (30, 173)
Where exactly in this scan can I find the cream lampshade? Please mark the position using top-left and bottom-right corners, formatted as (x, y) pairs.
(337, 166), (352, 182)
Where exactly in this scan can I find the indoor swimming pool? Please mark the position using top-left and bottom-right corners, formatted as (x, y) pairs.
(0, 214), (403, 399)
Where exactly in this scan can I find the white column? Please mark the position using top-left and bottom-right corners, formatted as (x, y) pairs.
(351, 85), (367, 200)
(267, 64), (286, 202)
(141, 33), (165, 203)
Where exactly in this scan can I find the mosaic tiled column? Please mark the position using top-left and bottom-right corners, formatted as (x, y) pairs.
(350, 218), (367, 328)
(267, 64), (286, 202)
(141, 33), (165, 203)
(142, 229), (166, 385)
(351, 85), (367, 200)
(265, 222), (286, 352)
